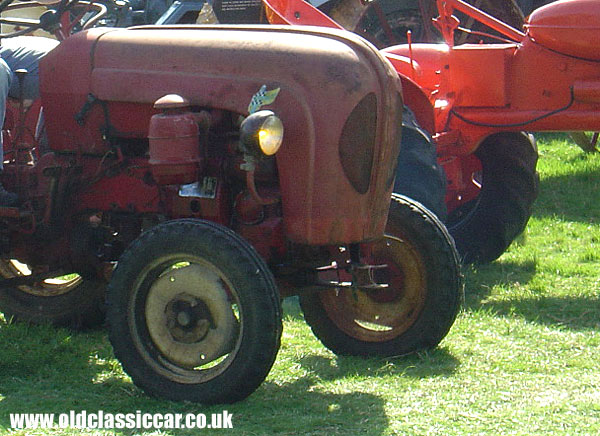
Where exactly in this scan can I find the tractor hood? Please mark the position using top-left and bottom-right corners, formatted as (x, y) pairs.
(526, 0), (600, 61)
(41, 25), (399, 150)
(40, 25), (402, 246)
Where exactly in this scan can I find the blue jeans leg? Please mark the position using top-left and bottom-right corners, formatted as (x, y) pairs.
(0, 58), (13, 170)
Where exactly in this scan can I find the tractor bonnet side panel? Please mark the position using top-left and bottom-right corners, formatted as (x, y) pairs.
(39, 28), (113, 155)
(526, 0), (600, 61)
(40, 25), (401, 246)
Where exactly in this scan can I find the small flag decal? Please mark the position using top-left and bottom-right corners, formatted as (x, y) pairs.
(248, 85), (281, 114)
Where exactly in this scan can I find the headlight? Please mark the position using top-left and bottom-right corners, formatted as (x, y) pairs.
(240, 110), (284, 157)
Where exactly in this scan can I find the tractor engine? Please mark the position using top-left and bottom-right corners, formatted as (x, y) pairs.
(35, 24), (402, 267)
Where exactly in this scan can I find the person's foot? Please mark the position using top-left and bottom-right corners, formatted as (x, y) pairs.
(0, 183), (19, 207)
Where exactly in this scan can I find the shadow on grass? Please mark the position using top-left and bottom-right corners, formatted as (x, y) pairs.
(532, 132), (571, 143)
(532, 132), (600, 223)
(282, 295), (303, 321)
(297, 347), (459, 381)
(478, 295), (600, 331)
(256, 376), (389, 435)
(255, 348), (459, 434)
(0, 321), (391, 435)
(464, 259), (599, 331)
(463, 260), (537, 308)
(534, 169), (600, 224)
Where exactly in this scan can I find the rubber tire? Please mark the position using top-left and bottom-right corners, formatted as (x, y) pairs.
(300, 194), (463, 357)
(448, 132), (539, 264)
(0, 277), (106, 329)
(395, 107), (447, 221)
(107, 219), (282, 404)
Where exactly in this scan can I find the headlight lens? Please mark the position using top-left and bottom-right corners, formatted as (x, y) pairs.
(240, 110), (284, 157)
(257, 116), (284, 156)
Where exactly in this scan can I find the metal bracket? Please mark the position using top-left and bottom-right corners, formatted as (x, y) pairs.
(316, 261), (389, 291)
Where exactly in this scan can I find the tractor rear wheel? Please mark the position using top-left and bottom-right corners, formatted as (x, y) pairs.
(394, 107), (447, 221)
(333, 0), (525, 48)
(300, 195), (462, 357)
(107, 219), (282, 404)
(447, 132), (539, 263)
(0, 260), (106, 329)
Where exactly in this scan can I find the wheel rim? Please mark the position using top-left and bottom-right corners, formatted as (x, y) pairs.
(359, 9), (425, 47)
(318, 234), (427, 342)
(0, 259), (82, 297)
(131, 256), (242, 384)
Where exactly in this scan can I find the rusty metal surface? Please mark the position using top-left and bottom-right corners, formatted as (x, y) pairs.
(40, 24), (402, 245)
(148, 109), (201, 185)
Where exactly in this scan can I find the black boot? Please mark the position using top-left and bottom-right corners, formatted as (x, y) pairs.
(0, 183), (19, 207)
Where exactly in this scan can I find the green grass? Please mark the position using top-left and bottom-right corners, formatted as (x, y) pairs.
(0, 134), (599, 435)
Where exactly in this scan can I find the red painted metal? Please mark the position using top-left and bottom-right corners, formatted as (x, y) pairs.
(40, 25), (401, 245)
(1, 22), (402, 279)
(75, 165), (161, 213)
(169, 181), (231, 226)
(263, 0), (600, 214)
(526, 0), (600, 61)
(434, 0), (525, 45)
(148, 99), (201, 185)
(263, 0), (343, 28)
(236, 217), (286, 261)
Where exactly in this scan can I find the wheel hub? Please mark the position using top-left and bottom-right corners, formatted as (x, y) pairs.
(165, 296), (215, 344)
(319, 234), (427, 342)
(145, 264), (239, 368)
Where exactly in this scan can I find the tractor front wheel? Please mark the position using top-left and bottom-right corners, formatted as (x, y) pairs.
(107, 219), (282, 404)
(300, 195), (462, 357)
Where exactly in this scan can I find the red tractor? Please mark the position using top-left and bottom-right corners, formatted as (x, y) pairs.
(0, 0), (462, 403)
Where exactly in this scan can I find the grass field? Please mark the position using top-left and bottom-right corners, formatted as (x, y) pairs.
(0, 134), (598, 435)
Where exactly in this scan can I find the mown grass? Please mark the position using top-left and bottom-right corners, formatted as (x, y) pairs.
(0, 134), (598, 435)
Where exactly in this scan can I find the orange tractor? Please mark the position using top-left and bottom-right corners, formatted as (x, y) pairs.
(262, 0), (600, 263)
